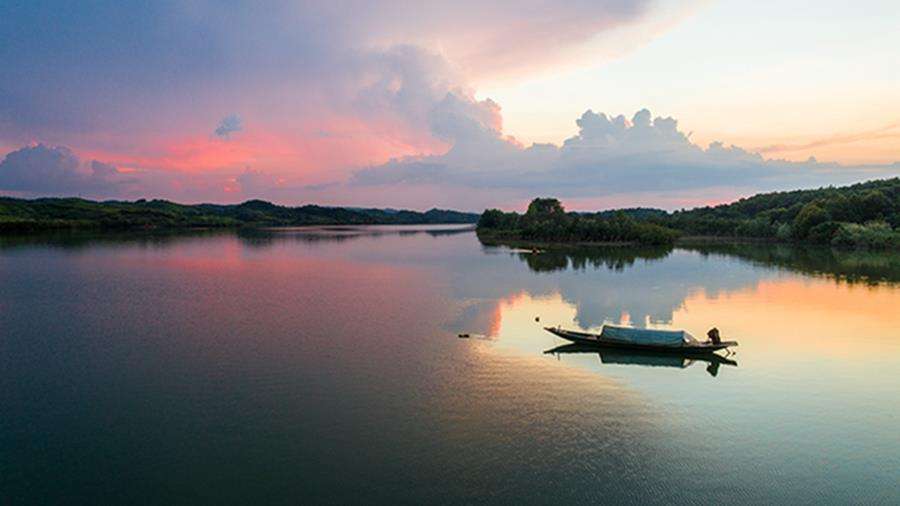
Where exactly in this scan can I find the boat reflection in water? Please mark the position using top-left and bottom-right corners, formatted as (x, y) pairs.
(544, 343), (738, 377)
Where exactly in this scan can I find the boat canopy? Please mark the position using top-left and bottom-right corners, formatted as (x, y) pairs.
(600, 325), (698, 347)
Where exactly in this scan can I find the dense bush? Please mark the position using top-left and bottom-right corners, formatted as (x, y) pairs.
(736, 217), (777, 238)
(806, 221), (842, 244)
(831, 222), (899, 249)
(776, 222), (793, 241)
(793, 202), (831, 239)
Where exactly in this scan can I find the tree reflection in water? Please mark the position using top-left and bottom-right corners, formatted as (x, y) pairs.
(479, 237), (900, 285)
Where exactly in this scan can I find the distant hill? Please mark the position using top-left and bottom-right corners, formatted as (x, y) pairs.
(355, 207), (480, 224)
(0, 197), (479, 233)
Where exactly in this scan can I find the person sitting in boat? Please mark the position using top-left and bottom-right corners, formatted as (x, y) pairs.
(707, 327), (721, 345)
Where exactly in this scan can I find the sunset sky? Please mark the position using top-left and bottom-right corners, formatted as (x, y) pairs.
(1, 0), (898, 210)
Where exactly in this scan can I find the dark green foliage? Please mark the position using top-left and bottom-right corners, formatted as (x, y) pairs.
(793, 202), (831, 239)
(859, 190), (891, 221)
(0, 197), (478, 233)
(377, 208), (479, 224)
(526, 197), (566, 217)
(735, 217), (777, 238)
(831, 222), (898, 249)
(806, 221), (842, 244)
(592, 208), (669, 220)
(477, 209), (511, 229)
(479, 178), (899, 249)
(478, 199), (680, 246)
(661, 178), (900, 248)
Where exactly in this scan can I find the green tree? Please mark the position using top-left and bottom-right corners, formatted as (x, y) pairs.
(807, 221), (841, 244)
(820, 193), (851, 221)
(478, 209), (504, 228)
(526, 198), (565, 217)
(793, 202), (830, 239)
(776, 222), (793, 240)
(859, 190), (891, 221)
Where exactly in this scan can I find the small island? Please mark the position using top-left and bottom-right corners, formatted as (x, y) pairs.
(477, 178), (900, 249)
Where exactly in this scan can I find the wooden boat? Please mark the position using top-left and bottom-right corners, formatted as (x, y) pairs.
(544, 325), (737, 353)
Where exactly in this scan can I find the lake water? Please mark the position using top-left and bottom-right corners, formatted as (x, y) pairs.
(2, 226), (899, 504)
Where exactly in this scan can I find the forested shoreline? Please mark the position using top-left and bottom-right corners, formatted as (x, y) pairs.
(478, 178), (900, 249)
(3, 178), (898, 247)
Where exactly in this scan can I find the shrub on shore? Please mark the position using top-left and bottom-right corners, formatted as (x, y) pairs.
(831, 222), (899, 249)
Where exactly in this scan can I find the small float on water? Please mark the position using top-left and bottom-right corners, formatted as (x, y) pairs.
(544, 324), (737, 354)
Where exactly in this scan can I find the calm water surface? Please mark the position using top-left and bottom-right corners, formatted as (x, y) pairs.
(2, 226), (899, 504)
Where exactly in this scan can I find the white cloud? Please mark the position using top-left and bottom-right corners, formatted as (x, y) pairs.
(352, 108), (900, 207)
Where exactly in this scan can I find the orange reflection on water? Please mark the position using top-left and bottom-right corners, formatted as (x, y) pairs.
(484, 292), (580, 356)
(671, 277), (900, 360)
(482, 276), (900, 365)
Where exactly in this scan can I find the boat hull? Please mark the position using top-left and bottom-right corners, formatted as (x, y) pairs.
(544, 327), (737, 353)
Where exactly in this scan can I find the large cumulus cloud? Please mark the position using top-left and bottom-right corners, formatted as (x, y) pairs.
(1, 1), (896, 208)
(353, 108), (899, 205)
(6, 0), (648, 196)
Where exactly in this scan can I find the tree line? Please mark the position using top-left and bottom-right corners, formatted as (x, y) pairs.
(478, 198), (680, 246)
(0, 197), (479, 233)
(478, 178), (900, 249)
